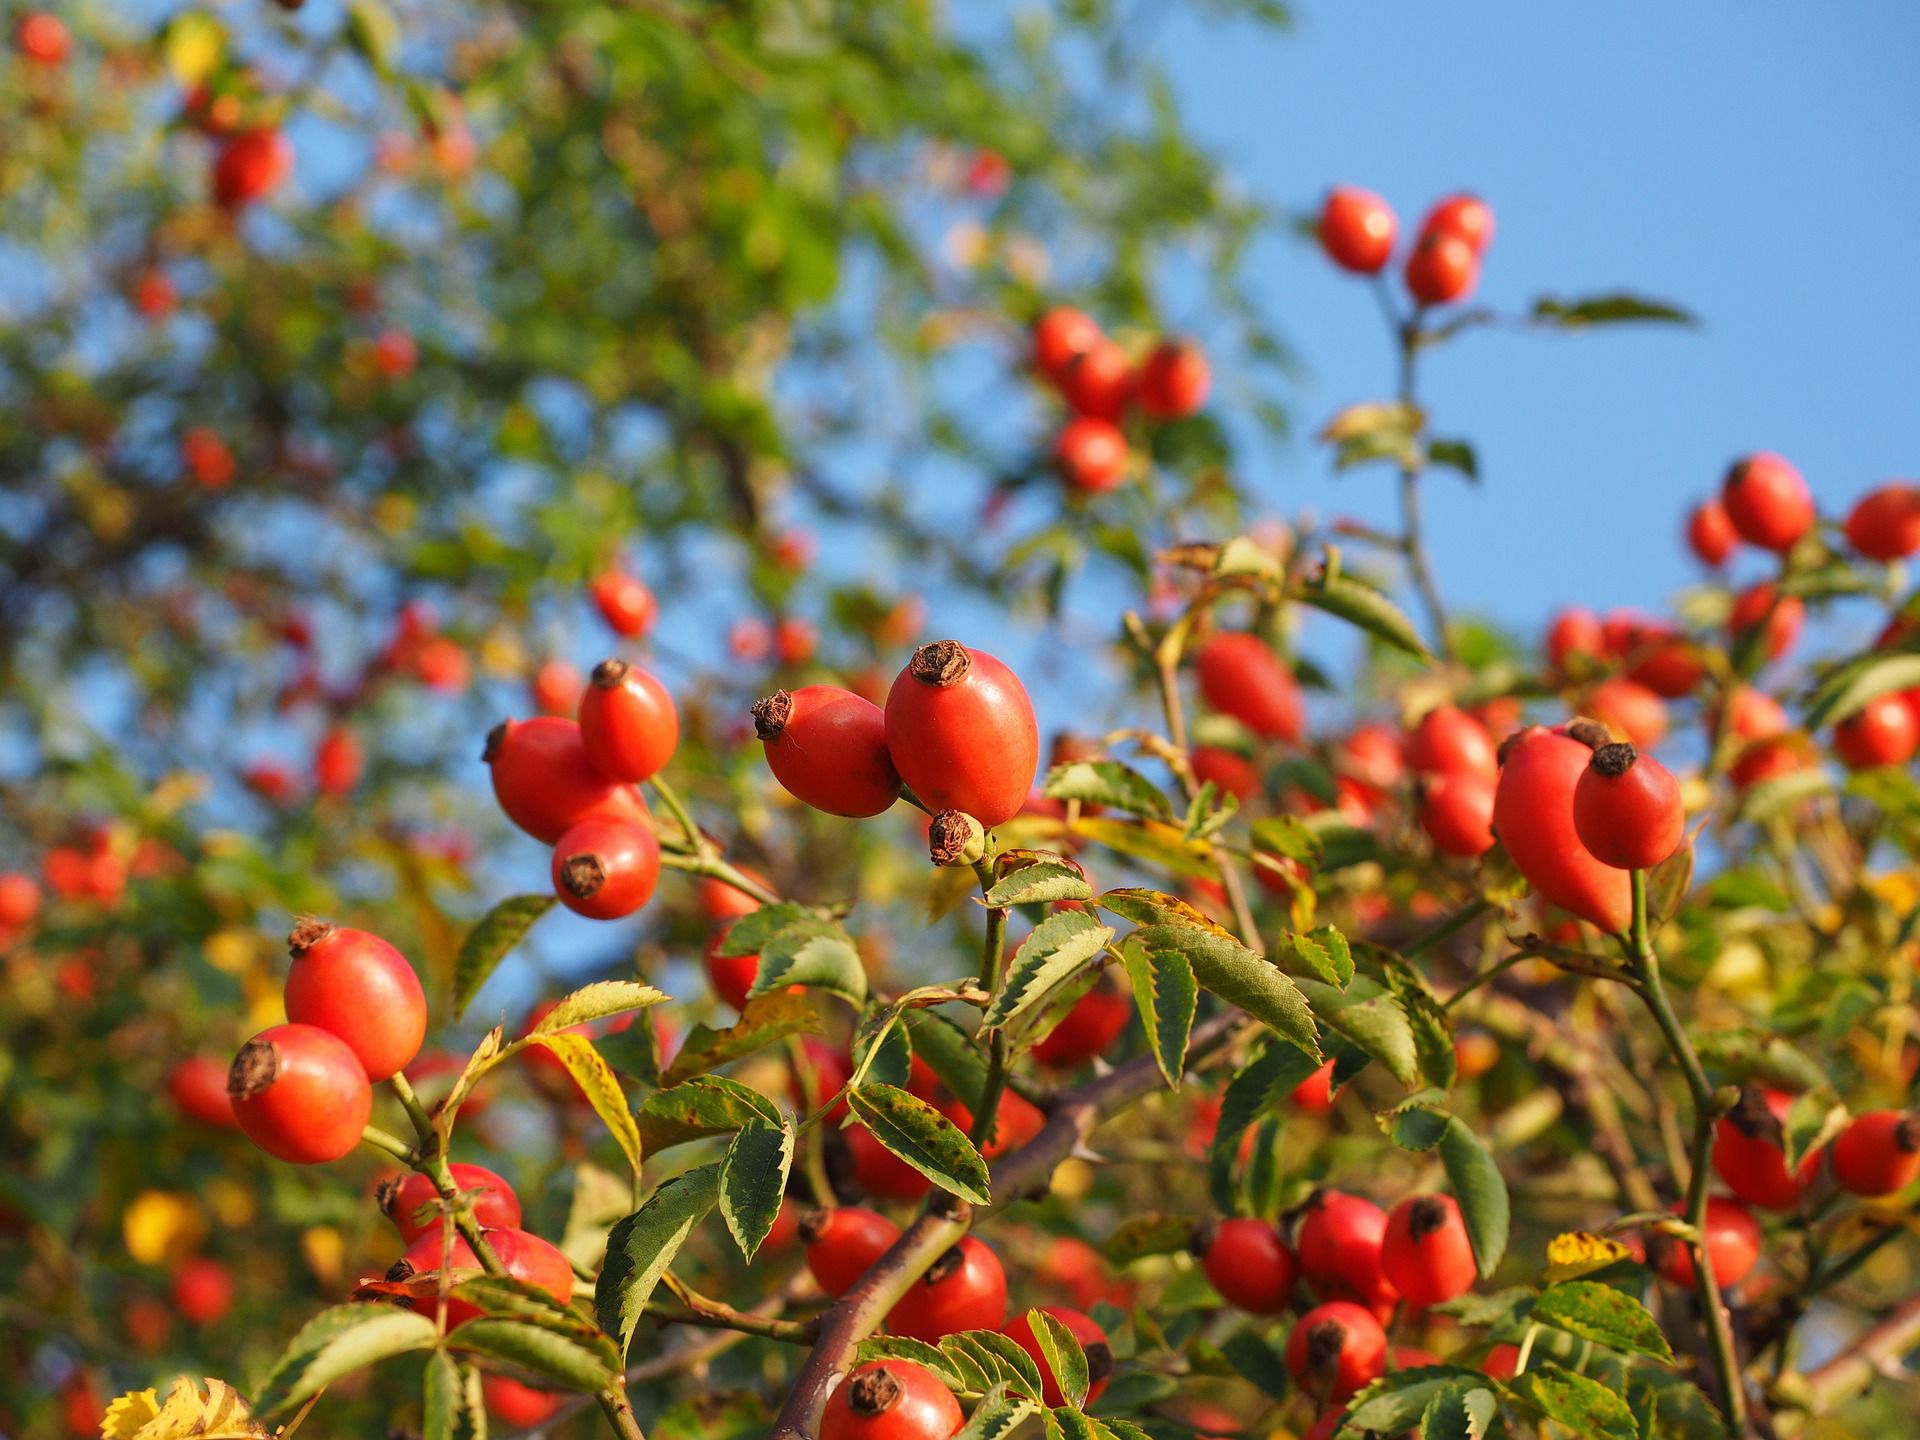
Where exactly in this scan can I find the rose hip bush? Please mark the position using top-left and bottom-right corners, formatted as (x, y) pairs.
(3, 6), (1919, 1440)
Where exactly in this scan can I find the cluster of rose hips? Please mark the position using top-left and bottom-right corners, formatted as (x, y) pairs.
(799, 1209), (1109, 1440)
(1028, 307), (1213, 494)
(1188, 1189), (1478, 1431)
(1318, 186), (1494, 307)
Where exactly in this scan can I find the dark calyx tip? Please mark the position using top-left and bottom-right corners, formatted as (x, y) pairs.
(752, 689), (794, 742)
(847, 1367), (904, 1417)
(1305, 1320), (1347, 1373)
(923, 1244), (965, 1285)
(591, 658), (630, 689)
(287, 914), (335, 956)
(1407, 1195), (1449, 1242)
(1085, 1339), (1114, 1384)
(483, 720), (510, 764)
(1590, 741), (1638, 778)
(228, 1038), (279, 1100)
(560, 853), (608, 899)
(927, 810), (978, 866)
(1897, 1114), (1920, 1153)
(796, 1208), (831, 1246)
(1189, 1219), (1218, 1259)
(374, 1177), (402, 1219)
(1727, 1083), (1783, 1145)
(384, 1258), (418, 1284)
(909, 640), (971, 687)
(1565, 719), (1610, 751)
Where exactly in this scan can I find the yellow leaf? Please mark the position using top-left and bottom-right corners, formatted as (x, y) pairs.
(163, 12), (226, 87)
(126, 1377), (264, 1439)
(122, 1191), (206, 1266)
(100, 1389), (160, 1439)
(525, 1031), (644, 1185)
(1318, 399), (1423, 444)
(1543, 1230), (1630, 1284)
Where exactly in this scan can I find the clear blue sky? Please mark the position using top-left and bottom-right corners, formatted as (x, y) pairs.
(1154, 3), (1920, 638)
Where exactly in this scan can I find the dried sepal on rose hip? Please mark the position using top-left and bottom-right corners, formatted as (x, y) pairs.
(752, 684), (901, 818)
(1571, 741), (1684, 872)
(926, 809), (987, 868)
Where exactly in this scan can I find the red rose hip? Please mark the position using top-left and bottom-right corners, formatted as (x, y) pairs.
(1404, 230), (1478, 306)
(1195, 1218), (1297, 1314)
(283, 918), (428, 1080)
(1571, 742), (1684, 872)
(819, 1361), (963, 1440)
(382, 1163), (522, 1239)
(1492, 725), (1632, 932)
(1380, 1194), (1477, 1308)
(578, 659), (678, 782)
(884, 642), (1038, 828)
(1721, 452), (1813, 553)
(551, 815), (661, 920)
(485, 716), (649, 844)
(802, 1206), (902, 1297)
(1319, 187), (1397, 274)
(227, 1024), (373, 1164)
(1286, 1300), (1388, 1401)
(1136, 340), (1211, 420)
(754, 685), (902, 817)
(885, 1236), (1008, 1342)
(1054, 416), (1129, 494)
(1831, 1111), (1920, 1197)
(1194, 631), (1303, 743)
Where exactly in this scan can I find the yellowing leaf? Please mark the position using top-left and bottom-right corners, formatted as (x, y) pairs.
(1544, 1230), (1631, 1284)
(163, 12), (226, 87)
(101, 1390), (161, 1439)
(122, 1191), (206, 1266)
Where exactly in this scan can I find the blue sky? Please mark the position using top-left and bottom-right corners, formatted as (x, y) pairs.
(1154, 3), (1920, 639)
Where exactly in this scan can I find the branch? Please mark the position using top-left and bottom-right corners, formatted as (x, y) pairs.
(767, 1198), (973, 1440)
(1801, 1294), (1920, 1411)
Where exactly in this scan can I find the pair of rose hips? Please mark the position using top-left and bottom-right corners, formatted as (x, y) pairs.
(1031, 306), (1213, 494)
(1715, 1086), (1920, 1206)
(754, 640), (1040, 832)
(1409, 704), (1500, 860)
(1492, 721), (1683, 933)
(486, 658), (678, 920)
(226, 919), (427, 1165)
(1319, 186), (1493, 307)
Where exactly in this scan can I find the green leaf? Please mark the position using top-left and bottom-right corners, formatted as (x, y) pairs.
(983, 910), (1115, 1036)
(448, 1319), (618, 1393)
(524, 1032), (644, 1183)
(852, 1006), (913, 1091)
(1510, 1362), (1639, 1440)
(531, 980), (668, 1034)
(344, 0), (402, 72)
(1439, 1117), (1509, 1278)
(255, 1305), (440, 1416)
(1273, 926), (1353, 987)
(1298, 974), (1417, 1086)
(635, 1076), (782, 1153)
(1182, 782), (1240, 842)
(1249, 814), (1326, 866)
(953, 1393), (1041, 1440)
(1118, 936), (1196, 1087)
(847, 1083), (991, 1204)
(1027, 1308), (1091, 1409)
(1782, 1091), (1849, 1171)
(942, 1330), (1045, 1400)
(594, 1165), (722, 1358)
(985, 860), (1095, 908)
(719, 1117), (795, 1261)
(1427, 438), (1479, 484)
(1217, 1330), (1291, 1401)
(901, 1010), (989, 1111)
(1211, 1040), (1322, 1164)
(1102, 1214), (1196, 1268)
(1343, 1367), (1490, 1434)
(713, 903), (817, 956)
(1420, 1381), (1498, 1440)
(1320, 399), (1424, 471)
(1533, 1281), (1674, 1362)
(1134, 924), (1320, 1059)
(421, 1351), (461, 1440)
(855, 1336), (966, 1390)
(1297, 571), (1434, 661)
(1043, 760), (1174, 821)
(1803, 650), (1920, 729)
(750, 922), (867, 1006)
(1530, 294), (1696, 327)
(453, 895), (553, 1018)
(661, 991), (823, 1086)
